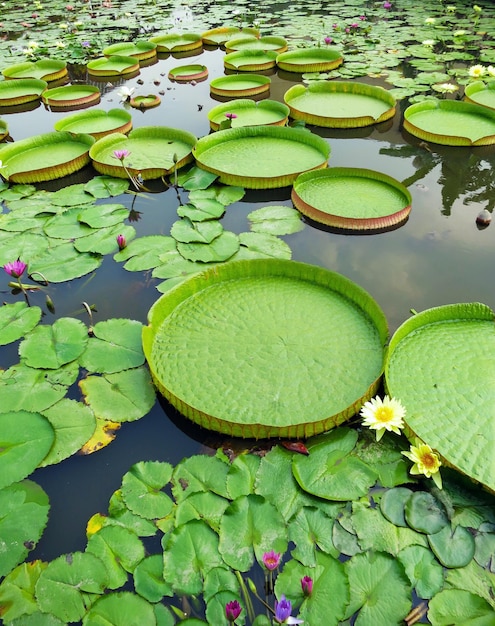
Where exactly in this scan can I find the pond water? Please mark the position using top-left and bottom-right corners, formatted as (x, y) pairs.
(1, 0), (495, 620)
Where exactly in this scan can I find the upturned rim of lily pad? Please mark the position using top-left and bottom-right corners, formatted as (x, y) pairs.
(276, 47), (343, 73)
(0, 131), (95, 183)
(148, 32), (203, 53)
(0, 118), (8, 141)
(129, 94), (161, 109)
(209, 74), (271, 98)
(403, 99), (495, 146)
(200, 26), (259, 46)
(53, 108), (133, 140)
(41, 84), (101, 109)
(142, 258), (388, 439)
(284, 80), (396, 128)
(207, 99), (290, 130)
(168, 64), (209, 82)
(384, 302), (495, 494)
(102, 40), (158, 61)
(291, 167), (412, 231)
(224, 34), (288, 54)
(0, 78), (47, 106)
(2, 59), (68, 82)
(464, 79), (495, 111)
(192, 125), (330, 188)
(224, 49), (278, 72)
(86, 55), (141, 77)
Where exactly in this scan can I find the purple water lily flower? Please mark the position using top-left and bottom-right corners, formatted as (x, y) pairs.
(4, 259), (27, 278)
(324, 36), (333, 44)
(225, 600), (242, 623)
(274, 595), (303, 624)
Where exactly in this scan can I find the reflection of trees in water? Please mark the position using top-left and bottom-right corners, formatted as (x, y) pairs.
(380, 142), (495, 217)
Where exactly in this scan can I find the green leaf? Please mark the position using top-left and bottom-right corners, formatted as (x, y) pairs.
(226, 453), (261, 499)
(332, 517), (361, 557)
(35, 552), (109, 623)
(428, 524), (476, 568)
(171, 217), (224, 244)
(153, 249), (218, 280)
(114, 235), (177, 271)
(29, 242), (102, 283)
(218, 494), (288, 572)
(177, 199), (226, 221)
(177, 165), (218, 190)
(133, 554), (173, 602)
(474, 527), (495, 570)
(446, 560), (495, 609)
(175, 491), (229, 531)
(84, 176), (130, 198)
(171, 453), (230, 502)
(0, 411), (55, 489)
(405, 491), (449, 535)
(39, 399), (96, 466)
(86, 525), (145, 589)
(79, 366), (156, 423)
(106, 489), (158, 538)
(238, 231), (292, 259)
(398, 544), (444, 599)
(247, 205), (305, 235)
(380, 487), (414, 527)
(19, 317), (88, 369)
(176, 230), (240, 262)
(43, 206), (94, 240)
(74, 223), (136, 255)
(78, 318), (145, 374)
(206, 590), (246, 626)
(289, 506), (339, 566)
(50, 184), (95, 207)
(189, 185), (245, 206)
(77, 203), (129, 228)
(428, 589), (495, 625)
(121, 461), (174, 520)
(162, 519), (224, 595)
(82, 591), (157, 626)
(0, 362), (79, 413)
(0, 480), (50, 578)
(0, 560), (48, 622)
(0, 302), (42, 346)
(344, 552), (411, 624)
(203, 566), (240, 603)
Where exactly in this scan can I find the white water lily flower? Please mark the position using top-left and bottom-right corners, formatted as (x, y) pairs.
(422, 39), (436, 47)
(469, 64), (486, 78)
(434, 82), (459, 93)
(453, 30), (466, 36)
(117, 86), (135, 101)
(55, 41), (65, 48)
(424, 17), (436, 24)
(487, 66), (495, 77)
(360, 395), (406, 441)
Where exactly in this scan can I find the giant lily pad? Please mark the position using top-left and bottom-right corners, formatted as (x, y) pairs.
(41, 84), (101, 109)
(102, 40), (157, 61)
(209, 74), (271, 98)
(224, 50), (278, 71)
(54, 108), (132, 140)
(384, 302), (495, 493)
(284, 81), (396, 128)
(0, 131), (95, 183)
(276, 47), (343, 73)
(89, 126), (197, 180)
(142, 258), (388, 439)
(225, 35), (288, 53)
(464, 80), (495, 110)
(149, 32), (202, 53)
(168, 64), (209, 83)
(87, 55), (140, 77)
(201, 26), (259, 46)
(208, 99), (289, 130)
(0, 78), (47, 107)
(0, 118), (8, 140)
(403, 99), (495, 146)
(192, 125), (330, 189)
(291, 167), (411, 231)
(2, 60), (68, 82)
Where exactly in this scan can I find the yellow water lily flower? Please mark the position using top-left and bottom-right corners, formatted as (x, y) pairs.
(402, 439), (442, 489)
(469, 64), (486, 78)
(360, 394), (405, 441)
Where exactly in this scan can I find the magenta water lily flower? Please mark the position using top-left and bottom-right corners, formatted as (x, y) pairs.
(324, 36), (333, 44)
(262, 550), (281, 571)
(225, 600), (242, 623)
(274, 596), (303, 624)
(225, 112), (238, 120)
(113, 149), (131, 161)
(383, 1), (392, 8)
(116, 234), (126, 250)
(4, 259), (27, 278)
(301, 576), (313, 596)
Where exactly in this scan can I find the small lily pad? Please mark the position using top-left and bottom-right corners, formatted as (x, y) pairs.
(428, 524), (476, 568)
(404, 491), (449, 535)
(0, 302), (42, 346)
(121, 461), (174, 520)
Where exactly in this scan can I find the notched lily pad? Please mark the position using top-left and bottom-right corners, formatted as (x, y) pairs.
(0, 302), (42, 346)
(19, 317), (88, 369)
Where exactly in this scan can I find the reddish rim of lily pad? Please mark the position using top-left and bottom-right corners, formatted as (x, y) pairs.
(129, 94), (161, 109)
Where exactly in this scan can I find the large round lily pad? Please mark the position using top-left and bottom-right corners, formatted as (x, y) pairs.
(276, 47), (343, 73)
(384, 302), (495, 493)
(87, 55), (140, 77)
(192, 125), (330, 188)
(201, 26), (259, 46)
(224, 50), (278, 71)
(209, 74), (271, 98)
(464, 80), (495, 110)
(291, 167), (411, 231)
(0, 131), (95, 183)
(41, 84), (101, 109)
(142, 259), (388, 439)
(284, 81), (396, 128)
(2, 59), (68, 82)
(168, 64), (209, 83)
(54, 108), (132, 140)
(0, 78), (47, 107)
(225, 34), (288, 53)
(208, 99), (289, 130)
(89, 126), (197, 180)
(403, 99), (495, 146)
(102, 40), (157, 60)
(149, 32), (202, 53)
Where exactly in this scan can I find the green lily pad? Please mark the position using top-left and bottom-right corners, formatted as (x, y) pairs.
(35, 552), (109, 623)
(226, 34), (288, 53)
(428, 524), (476, 568)
(133, 554), (173, 602)
(102, 40), (157, 60)
(87, 55), (140, 77)
(168, 64), (208, 82)
(464, 80), (495, 111)
(54, 108), (133, 140)
(209, 74), (271, 98)
(82, 591), (157, 626)
(41, 84), (101, 109)
(19, 317), (88, 369)
(193, 125), (330, 189)
(0, 78), (47, 106)
(121, 460), (173, 520)
(79, 366), (156, 423)
(385, 303), (495, 493)
(208, 99), (290, 131)
(171, 217), (224, 244)
(114, 235), (177, 271)
(397, 545), (445, 599)
(0, 560), (48, 622)
(404, 491), (449, 535)
(149, 32), (202, 53)
(0, 302), (42, 346)
(143, 259), (387, 438)
(0, 411), (55, 489)
(427, 588), (495, 625)
(224, 50), (278, 71)
(0, 480), (50, 578)
(2, 59), (67, 82)
(276, 47), (344, 73)
(201, 26), (258, 46)
(247, 205), (304, 236)
(74, 223), (136, 255)
(177, 199), (226, 222)
(29, 241), (103, 282)
(176, 230), (240, 262)
(0, 131), (95, 183)
(380, 487), (414, 527)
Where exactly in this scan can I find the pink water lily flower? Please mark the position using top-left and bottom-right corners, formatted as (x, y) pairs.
(225, 600), (242, 623)
(4, 259), (27, 278)
(262, 550), (281, 570)
(113, 149), (131, 161)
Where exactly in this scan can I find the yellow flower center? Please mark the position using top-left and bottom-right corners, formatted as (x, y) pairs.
(420, 452), (438, 470)
(375, 406), (394, 423)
